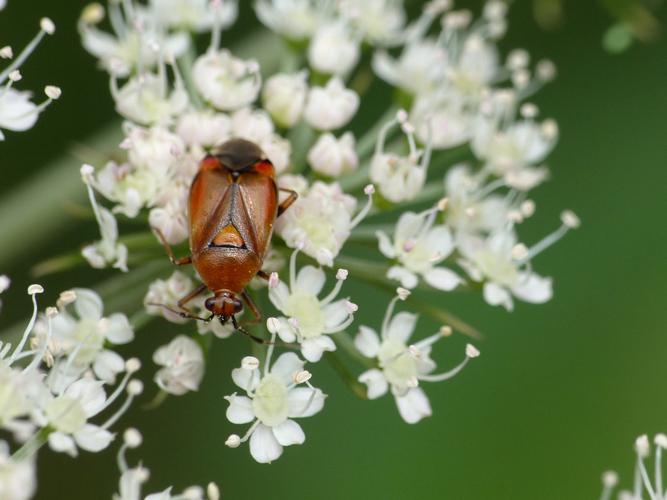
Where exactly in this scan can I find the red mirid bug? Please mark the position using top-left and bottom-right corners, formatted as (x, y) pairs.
(152, 138), (297, 336)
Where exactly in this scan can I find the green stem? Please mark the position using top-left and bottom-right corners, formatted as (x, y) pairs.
(333, 332), (376, 369)
(12, 428), (50, 462)
(324, 351), (367, 400)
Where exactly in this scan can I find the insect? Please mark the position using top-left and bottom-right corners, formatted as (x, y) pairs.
(152, 138), (297, 337)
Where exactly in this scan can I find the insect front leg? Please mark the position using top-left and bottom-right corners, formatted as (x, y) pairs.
(146, 302), (213, 322)
(152, 227), (192, 266)
(241, 290), (262, 325)
(277, 188), (298, 217)
(176, 283), (209, 317)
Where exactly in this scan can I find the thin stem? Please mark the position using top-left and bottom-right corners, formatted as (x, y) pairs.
(11, 428), (50, 462)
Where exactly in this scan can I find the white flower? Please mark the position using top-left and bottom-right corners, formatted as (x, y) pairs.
(0, 18), (60, 140)
(113, 429), (220, 500)
(356, 293), (479, 424)
(308, 22), (360, 76)
(370, 110), (430, 203)
(111, 70), (189, 126)
(254, 0), (323, 40)
(45, 288), (134, 384)
(457, 229), (552, 311)
(373, 39), (447, 95)
(307, 132), (358, 177)
(176, 110), (231, 147)
(471, 115), (557, 189)
(268, 252), (356, 362)
(275, 180), (373, 266)
(79, 6), (189, 77)
(153, 335), (204, 395)
(149, 0), (238, 32)
(144, 271), (194, 324)
(377, 207), (462, 291)
(262, 71), (308, 128)
(80, 173), (129, 272)
(125, 125), (186, 170)
(148, 186), (189, 245)
(230, 107), (274, 143)
(340, 0), (406, 45)
(193, 49), (261, 111)
(0, 441), (36, 500)
(0, 361), (42, 438)
(44, 379), (116, 456)
(411, 91), (473, 149)
(443, 164), (510, 235)
(224, 350), (325, 463)
(303, 77), (359, 131)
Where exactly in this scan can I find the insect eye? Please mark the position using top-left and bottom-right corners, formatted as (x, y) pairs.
(204, 297), (216, 311)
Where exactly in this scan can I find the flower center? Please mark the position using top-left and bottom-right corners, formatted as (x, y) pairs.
(378, 339), (418, 389)
(285, 291), (324, 339)
(252, 374), (289, 427)
(69, 318), (105, 366)
(474, 249), (518, 286)
(46, 395), (86, 434)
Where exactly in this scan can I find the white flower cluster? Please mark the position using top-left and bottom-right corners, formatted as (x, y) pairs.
(0, 12), (61, 141)
(0, 285), (141, 496)
(599, 434), (667, 500)
(72, 0), (577, 466)
(112, 428), (219, 500)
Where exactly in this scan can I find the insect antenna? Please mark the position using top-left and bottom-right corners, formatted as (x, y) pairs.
(146, 302), (213, 322)
(231, 315), (299, 349)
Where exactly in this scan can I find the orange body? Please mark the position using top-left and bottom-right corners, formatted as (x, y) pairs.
(189, 140), (278, 298)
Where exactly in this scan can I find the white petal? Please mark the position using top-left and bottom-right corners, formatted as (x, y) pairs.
(224, 394), (255, 424)
(0, 89), (38, 131)
(394, 387), (432, 424)
(386, 311), (417, 343)
(358, 369), (388, 399)
(511, 272), (553, 304)
(145, 490), (173, 500)
(276, 318), (297, 343)
(65, 379), (106, 417)
(322, 300), (349, 330)
(74, 424), (114, 452)
(386, 266), (419, 289)
(422, 267), (462, 291)
(73, 288), (104, 320)
(287, 387), (326, 418)
(394, 212), (422, 243)
(249, 423), (283, 463)
(272, 419), (305, 446)
(268, 282), (290, 312)
(376, 230), (396, 258)
(93, 349), (125, 384)
(483, 282), (514, 311)
(354, 326), (381, 358)
(270, 352), (304, 386)
(423, 226), (454, 259)
(48, 432), (78, 456)
(301, 335), (335, 362)
(231, 367), (259, 393)
(103, 313), (134, 344)
(294, 266), (326, 295)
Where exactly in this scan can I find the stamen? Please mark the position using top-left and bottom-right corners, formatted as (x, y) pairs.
(238, 419), (261, 444)
(0, 19), (54, 84)
(24, 306), (57, 373)
(8, 284), (43, 365)
(634, 435), (656, 499)
(520, 211), (579, 263)
(599, 471), (618, 500)
(209, 0), (224, 52)
(349, 185), (375, 229)
(289, 249), (299, 292)
(0, 46), (13, 59)
(655, 434), (667, 496)
(102, 379), (143, 429)
(225, 434), (241, 448)
(381, 294), (403, 340)
(242, 356), (260, 371)
(322, 314), (354, 334)
(374, 111), (403, 156)
(100, 358), (141, 411)
(264, 329), (277, 376)
(321, 271), (348, 305)
(418, 344), (479, 382)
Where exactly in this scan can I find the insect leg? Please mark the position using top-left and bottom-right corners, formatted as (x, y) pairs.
(241, 290), (262, 324)
(277, 188), (298, 217)
(146, 302), (213, 322)
(231, 315), (270, 344)
(255, 270), (270, 281)
(152, 227), (192, 266)
(177, 284), (208, 308)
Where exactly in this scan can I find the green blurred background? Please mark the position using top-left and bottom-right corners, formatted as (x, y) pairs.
(1, 1), (667, 499)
